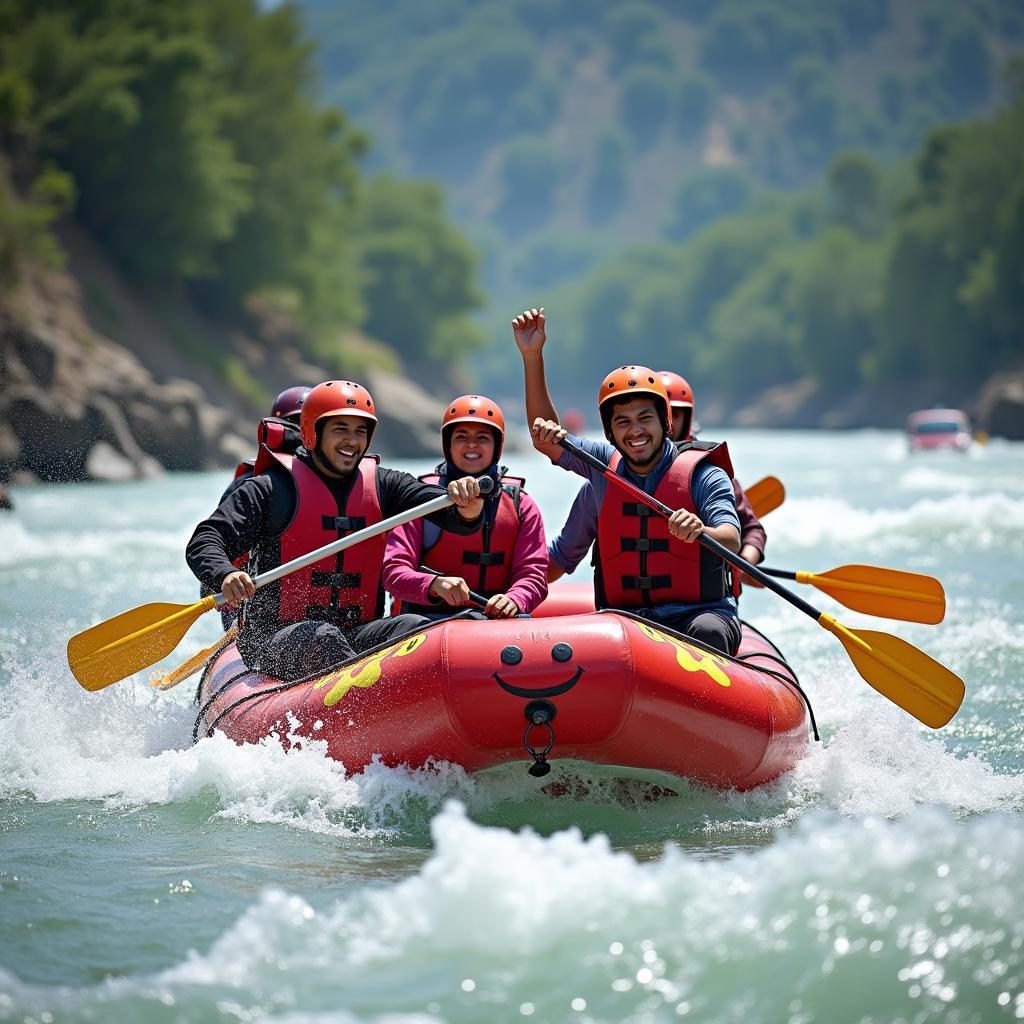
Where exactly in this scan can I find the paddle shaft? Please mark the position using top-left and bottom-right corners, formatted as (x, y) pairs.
(214, 477), (494, 608)
(558, 437), (823, 621)
(556, 438), (965, 729)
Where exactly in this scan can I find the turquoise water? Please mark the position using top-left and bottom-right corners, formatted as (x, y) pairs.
(1, 430), (1023, 1023)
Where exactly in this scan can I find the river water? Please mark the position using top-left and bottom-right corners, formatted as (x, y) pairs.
(1, 430), (1022, 1024)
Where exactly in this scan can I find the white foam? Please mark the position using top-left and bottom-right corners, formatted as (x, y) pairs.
(898, 466), (984, 492)
(768, 492), (1024, 553)
(153, 804), (1024, 1022)
(0, 519), (190, 568)
(4, 805), (1024, 1022)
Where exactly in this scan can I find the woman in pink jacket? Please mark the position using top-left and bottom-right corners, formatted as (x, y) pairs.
(384, 395), (548, 619)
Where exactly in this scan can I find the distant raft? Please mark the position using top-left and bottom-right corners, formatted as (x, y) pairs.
(195, 594), (812, 791)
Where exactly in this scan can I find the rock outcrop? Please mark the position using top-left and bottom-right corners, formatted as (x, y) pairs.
(0, 234), (461, 484)
(974, 370), (1024, 440)
(719, 372), (1020, 434)
(0, 289), (248, 483)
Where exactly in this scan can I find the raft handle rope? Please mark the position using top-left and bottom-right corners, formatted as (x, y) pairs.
(523, 699), (557, 777)
(193, 611), (818, 748)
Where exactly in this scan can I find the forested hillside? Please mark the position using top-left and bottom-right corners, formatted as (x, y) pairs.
(544, 86), (1024, 413)
(301, 0), (1024, 412)
(0, 0), (485, 397)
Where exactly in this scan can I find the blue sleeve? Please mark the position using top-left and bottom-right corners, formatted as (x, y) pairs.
(548, 482), (600, 573)
(692, 464), (740, 531)
(555, 434), (617, 485)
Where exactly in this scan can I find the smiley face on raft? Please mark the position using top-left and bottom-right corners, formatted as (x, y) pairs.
(491, 641), (585, 698)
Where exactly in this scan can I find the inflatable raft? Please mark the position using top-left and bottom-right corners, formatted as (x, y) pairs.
(195, 590), (813, 790)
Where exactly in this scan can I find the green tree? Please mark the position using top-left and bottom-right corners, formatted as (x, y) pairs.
(620, 67), (672, 147)
(399, 15), (555, 176)
(675, 72), (716, 143)
(702, 251), (800, 396)
(495, 135), (565, 232)
(827, 151), (882, 236)
(354, 176), (484, 369)
(586, 126), (630, 224)
(603, 4), (666, 73)
(196, 0), (366, 327)
(789, 228), (885, 389)
(0, 162), (75, 283)
(2, 4), (252, 281)
(666, 167), (753, 242)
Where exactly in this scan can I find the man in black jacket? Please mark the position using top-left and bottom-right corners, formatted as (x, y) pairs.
(187, 380), (484, 681)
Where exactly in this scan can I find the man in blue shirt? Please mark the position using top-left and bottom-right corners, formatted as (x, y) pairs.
(512, 307), (743, 655)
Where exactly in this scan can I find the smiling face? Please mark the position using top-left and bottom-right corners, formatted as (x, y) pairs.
(668, 406), (692, 442)
(491, 640), (584, 698)
(316, 415), (371, 475)
(608, 397), (665, 472)
(449, 425), (496, 474)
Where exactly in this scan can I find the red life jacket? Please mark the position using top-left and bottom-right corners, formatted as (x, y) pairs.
(595, 440), (735, 610)
(245, 451), (386, 632)
(392, 470), (524, 615)
(226, 418), (305, 569)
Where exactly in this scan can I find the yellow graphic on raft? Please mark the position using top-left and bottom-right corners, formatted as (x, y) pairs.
(314, 633), (427, 707)
(635, 621), (732, 688)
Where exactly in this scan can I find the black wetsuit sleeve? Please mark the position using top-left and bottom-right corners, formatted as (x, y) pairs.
(377, 467), (482, 534)
(185, 473), (293, 591)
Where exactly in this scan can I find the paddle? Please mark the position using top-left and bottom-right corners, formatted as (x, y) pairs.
(149, 624), (239, 691)
(557, 436), (964, 729)
(68, 477), (494, 692)
(745, 475), (785, 518)
(758, 564), (945, 624)
(738, 476), (944, 621)
(420, 566), (489, 609)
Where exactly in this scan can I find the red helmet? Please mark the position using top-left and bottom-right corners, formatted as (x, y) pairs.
(657, 371), (694, 410)
(300, 381), (378, 450)
(597, 365), (671, 439)
(271, 385), (311, 422)
(442, 394), (505, 463)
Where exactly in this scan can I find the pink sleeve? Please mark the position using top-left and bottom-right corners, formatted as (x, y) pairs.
(383, 518), (435, 605)
(504, 493), (550, 614)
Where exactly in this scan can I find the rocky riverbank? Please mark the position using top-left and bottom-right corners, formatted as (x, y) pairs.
(0, 232), (456, 487)
(709, 372), (1024, 438)
(3, 224), (1019, 492)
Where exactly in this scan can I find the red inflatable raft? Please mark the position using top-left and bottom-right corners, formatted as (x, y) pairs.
(195, 586), (813, 790)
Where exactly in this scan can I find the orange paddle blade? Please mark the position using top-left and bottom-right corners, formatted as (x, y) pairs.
(819, 614), (964, 728)
(745, 476), (785, 518)
(68, 597), (216, 692)
(797, 564), (946, 624)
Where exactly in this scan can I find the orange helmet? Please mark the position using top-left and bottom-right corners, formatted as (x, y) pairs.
(658, 370), (695, 439)
(658, 371), (694, 410)
(597, 365), (671, 439)
(442, 394), (505, 462)
(300, 380), (377, 450)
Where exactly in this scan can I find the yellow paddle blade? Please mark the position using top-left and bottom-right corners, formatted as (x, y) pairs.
(745, 476), (785, 518)
(150, 624), (238, 691)
(819, 614), (964, 728)
(797, 564), (946, 624)
(67, 596), (216, 692)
